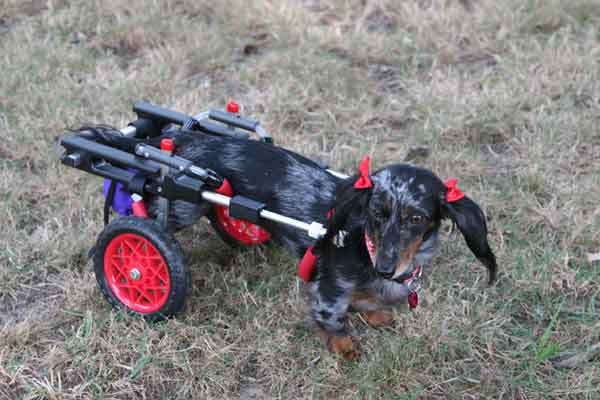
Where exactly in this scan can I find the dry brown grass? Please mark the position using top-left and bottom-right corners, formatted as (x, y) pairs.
(1, 0), (599, 398)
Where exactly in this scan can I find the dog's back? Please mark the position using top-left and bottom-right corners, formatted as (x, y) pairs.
(165, 130), (342, 256)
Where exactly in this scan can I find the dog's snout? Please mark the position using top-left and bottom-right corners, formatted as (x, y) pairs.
(377, 269), (395, 279)
(374, 260), (396, 279)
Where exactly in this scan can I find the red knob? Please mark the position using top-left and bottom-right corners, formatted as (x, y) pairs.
(226, 101), (239, 113)
(160, 138), (175, 152)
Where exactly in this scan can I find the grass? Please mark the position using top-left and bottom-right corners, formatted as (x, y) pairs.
(1, 0), (599, 398)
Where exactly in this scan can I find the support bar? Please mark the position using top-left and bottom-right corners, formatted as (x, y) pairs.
(201, 192), (327, 239)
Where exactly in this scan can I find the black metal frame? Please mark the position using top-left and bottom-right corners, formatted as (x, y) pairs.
(60, 101), (275, 229)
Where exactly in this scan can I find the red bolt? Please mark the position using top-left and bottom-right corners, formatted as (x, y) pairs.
(226, 101), (239, 113)
(160, 138), (174, 152)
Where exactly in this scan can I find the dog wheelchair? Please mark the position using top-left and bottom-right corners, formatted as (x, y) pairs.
(60, 101), (348, 320)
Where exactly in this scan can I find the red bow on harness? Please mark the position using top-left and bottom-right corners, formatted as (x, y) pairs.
(354, 155), (373, 189)
(445, 178), (465, 202)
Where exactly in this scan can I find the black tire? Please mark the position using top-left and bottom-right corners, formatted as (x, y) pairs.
(93, 216), (190, 321)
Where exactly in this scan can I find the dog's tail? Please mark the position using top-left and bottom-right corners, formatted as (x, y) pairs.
(68, 125), (157, 153)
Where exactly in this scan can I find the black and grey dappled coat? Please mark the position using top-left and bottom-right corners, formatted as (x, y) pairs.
(91, 126), (497, 355)
(158, 129), (497, 344)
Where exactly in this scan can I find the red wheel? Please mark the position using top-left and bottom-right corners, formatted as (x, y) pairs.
(211, 205), (271, 246)
(208, 178), (271, 246)
(93, 217), (189, 320)
(103, 233), (171, 313)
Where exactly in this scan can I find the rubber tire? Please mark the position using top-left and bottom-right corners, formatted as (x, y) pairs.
(93, 216), (190, 321)
(206, 207), (271, 248)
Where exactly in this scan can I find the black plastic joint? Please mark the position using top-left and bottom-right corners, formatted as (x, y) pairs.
(209, 109), (259, 131)
(129, 118), (161, 138)
(228, 196), (265, 223)
(162, 174), (205, 203)
(127, 172), (147, 195)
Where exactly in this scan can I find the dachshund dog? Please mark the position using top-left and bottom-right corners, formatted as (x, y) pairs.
(90, 126), (497, 360)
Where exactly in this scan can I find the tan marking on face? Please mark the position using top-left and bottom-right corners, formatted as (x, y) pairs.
(391, 235), (424, 279)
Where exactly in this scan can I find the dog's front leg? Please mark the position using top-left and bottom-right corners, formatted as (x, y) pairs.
(307, 281), (360, 360)
(350, 291), (395, 328)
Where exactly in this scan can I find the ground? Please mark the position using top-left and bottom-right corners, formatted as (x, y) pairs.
(0, 0), (599, 399)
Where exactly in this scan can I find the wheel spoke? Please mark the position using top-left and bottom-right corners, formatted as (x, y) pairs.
(109, 259), (129, 281)
(139, 288), (154, 305)
(122, 286), (133, 303)
(122, 238), (144, 261)
(141, 258), (168, 286)
(114, 283), (136, 289)
(148, 288), (159, 305)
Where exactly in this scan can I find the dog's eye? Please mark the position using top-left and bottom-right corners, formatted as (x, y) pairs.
(410, 215), (425, 224)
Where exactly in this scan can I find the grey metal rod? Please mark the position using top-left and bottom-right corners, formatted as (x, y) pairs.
(201, 192), (327, 239)
(326, 169), (349, 179)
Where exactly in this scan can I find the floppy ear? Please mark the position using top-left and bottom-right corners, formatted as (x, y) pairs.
(444, 195), (497, 285)
(314, 177), (372, 252)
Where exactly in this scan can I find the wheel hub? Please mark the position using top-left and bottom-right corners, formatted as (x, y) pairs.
(129, 268), (142, 281)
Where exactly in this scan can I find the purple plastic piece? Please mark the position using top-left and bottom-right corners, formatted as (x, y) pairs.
(103, 179), (133, 216)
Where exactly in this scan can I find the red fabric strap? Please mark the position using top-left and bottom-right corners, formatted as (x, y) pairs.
(298, 246), (318, 282)
(215, 178), (233, 196)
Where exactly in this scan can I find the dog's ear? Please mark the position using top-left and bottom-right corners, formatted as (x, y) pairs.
(315, 176), (372, 251)
(444, 195), (497, 285)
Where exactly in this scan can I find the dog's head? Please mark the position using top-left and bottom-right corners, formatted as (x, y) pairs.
(325, 163), (497, 285)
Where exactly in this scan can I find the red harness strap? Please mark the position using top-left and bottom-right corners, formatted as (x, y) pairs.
(298, 208), (333, 282)
(298, 246), (318, 283)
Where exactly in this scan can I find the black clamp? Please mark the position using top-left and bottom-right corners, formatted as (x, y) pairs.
(129, 118), (161, 138)
(127, 172), (147, 195)
(162, 173), (205, 203)
(229, 196), (265, 224)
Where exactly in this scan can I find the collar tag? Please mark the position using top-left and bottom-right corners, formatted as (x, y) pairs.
(408, 291), (419, 309)
(405, 265), (423, 309)
(332, 230), (348, 247)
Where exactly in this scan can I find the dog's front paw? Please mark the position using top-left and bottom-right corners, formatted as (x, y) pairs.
(327, 335), (361, 360)
(360, 310), (395, 328)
